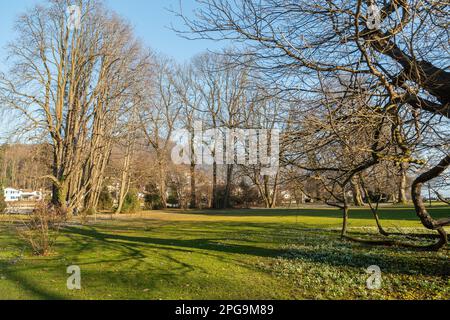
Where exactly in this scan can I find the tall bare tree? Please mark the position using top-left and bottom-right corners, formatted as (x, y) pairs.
(0, 0), (149, 214)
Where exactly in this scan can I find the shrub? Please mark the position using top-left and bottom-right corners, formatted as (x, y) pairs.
(121, 189), (141, 213)
(232, 181), (260, 208)
(144, 193), (163, 210)
(144, 183), (163, 210)
(0, 184), (6, 214)
(214, 181), (260, 209)
(167, 194), (180, 208)
(16, 203), (66, 256)
(97, 186), (113, 211)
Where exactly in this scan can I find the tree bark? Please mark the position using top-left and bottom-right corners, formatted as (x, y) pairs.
(222, 164), (233, 209)
(351, 177), (364, 207)
(115, 143), (132, 215)
(397, 163), (408, 204)
(157, 157), (168, 209)
(211, 161), (218, 209)
(189, 162), (197, 209)
(411, 155), (450, 250)
(341, 204), (349, 238)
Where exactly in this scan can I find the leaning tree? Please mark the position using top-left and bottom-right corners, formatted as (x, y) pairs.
(176, 0), (450, 249)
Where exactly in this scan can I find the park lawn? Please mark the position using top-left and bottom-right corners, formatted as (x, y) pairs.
(0, 206), (448, 300)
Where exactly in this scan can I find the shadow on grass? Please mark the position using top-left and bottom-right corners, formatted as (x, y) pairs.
(0, 246), (66, 300)
(1, 217), (447, 299)
(64, 226), (286, 259)
(0, 227), (202, 299)
(64, 223), (449, 278)
(178, 207), (450, 222)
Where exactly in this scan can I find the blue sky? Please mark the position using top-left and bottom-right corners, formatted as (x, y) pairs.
(0, 0), (223, 63)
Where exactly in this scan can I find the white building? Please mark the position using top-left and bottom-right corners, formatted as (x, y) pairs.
(4, 188), (21, 202)
(20, 190), (43, 201)
(3, 188), (43, 202)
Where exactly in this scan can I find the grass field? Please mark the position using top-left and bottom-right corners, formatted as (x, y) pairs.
(0, 206), (449, 300)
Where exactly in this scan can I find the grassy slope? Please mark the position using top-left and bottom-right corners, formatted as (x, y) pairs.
(0, 206), (448, 300)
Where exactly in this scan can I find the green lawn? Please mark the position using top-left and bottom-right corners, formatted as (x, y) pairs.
(0, 206), (449, 300)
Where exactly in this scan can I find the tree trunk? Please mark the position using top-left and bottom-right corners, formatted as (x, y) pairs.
(351, 177), (364, 206)
(51, 146), (69, 213)
(52, 181), (67, 211)
(115, 144), (132, 214)
(222, 164), (233, 209)
(341, 189), (349, 238)
(189, 162), (197, 209)
(211, 161), (218, 209)
(411, 155), (450, 250)
(341, 204), (349, 238)
(397, 163), (408, 204)
(157, 158), (168, 209)
(360, 180), (389, 237)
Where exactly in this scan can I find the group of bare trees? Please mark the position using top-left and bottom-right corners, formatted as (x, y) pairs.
(0, 0), (149, 214)
(137, 52), (285, 210)
(0, 0), (448, 250)
(175, 0), (449, 249)
(0, 0), (274, 214)
(0, 144), (51, 191)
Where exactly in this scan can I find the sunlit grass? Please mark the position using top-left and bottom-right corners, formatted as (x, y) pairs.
(0, 206), (448, 300)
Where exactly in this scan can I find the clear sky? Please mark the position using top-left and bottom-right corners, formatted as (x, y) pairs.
(0, 0), (223, 64)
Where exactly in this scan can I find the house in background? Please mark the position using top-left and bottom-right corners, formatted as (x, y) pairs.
(3, 188), (44, 202)
(4, 188), (21, 202)
(19, 190), (44, 201)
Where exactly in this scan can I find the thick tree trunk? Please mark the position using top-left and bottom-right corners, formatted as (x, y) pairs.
(266, 175), (279, 209)
(411, 155), (450, 250)
(115, 145), (132, 214)
(52, 181), (67, 211)
(397, 163), (408, 204)
(222, 164), (233, 209)
(115, 175), (130, 215)
(51, 146), (69, 213)
(351, 177), (364, 206)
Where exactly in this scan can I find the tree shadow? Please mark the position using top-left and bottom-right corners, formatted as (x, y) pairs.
(179, 207), (450, 222)
(63, 224), (449, 278)
(0, 255), (67, 300)
(1, 218), (447, 299)
(64, 226), (286, 259)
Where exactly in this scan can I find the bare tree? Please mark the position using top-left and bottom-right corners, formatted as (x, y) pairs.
(141, 56), (181, 209)
(177, 0), (450, 249)
(0, 0), (149, 215)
